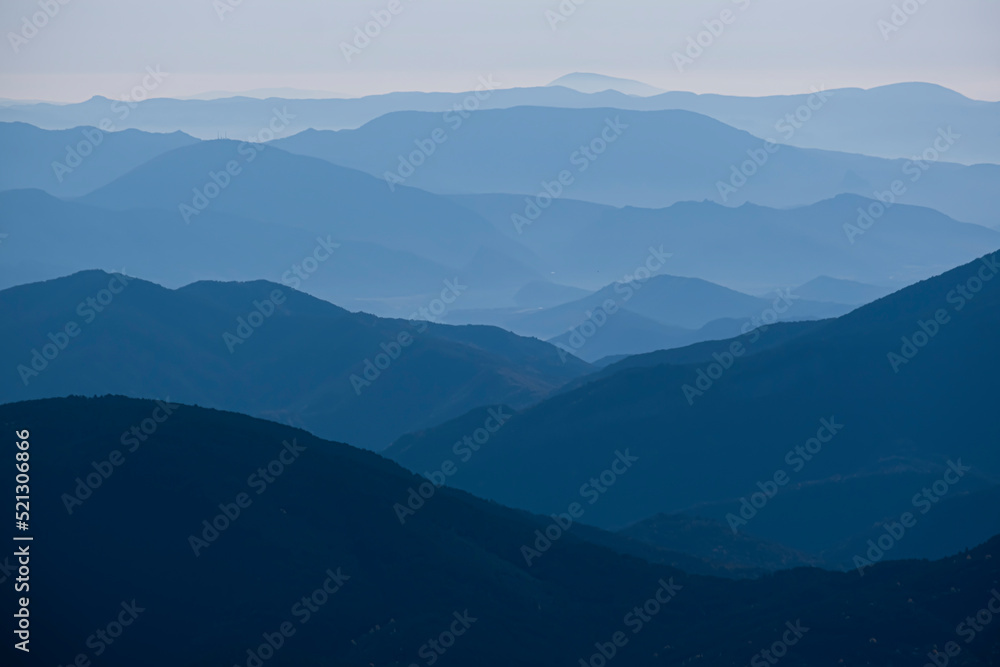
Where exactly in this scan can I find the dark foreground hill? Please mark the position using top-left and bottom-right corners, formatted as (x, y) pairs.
(386, 251), (1000, 562)
(2, 396), (998, 666)
(0, 272), (590, 449)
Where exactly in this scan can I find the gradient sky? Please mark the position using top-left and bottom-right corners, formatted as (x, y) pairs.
(1, 0), (998, 102)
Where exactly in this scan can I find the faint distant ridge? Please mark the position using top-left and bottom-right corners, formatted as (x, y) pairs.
(0, 97), (61, 106)
(3, 81), (997, 163)
(547, 72), (665, 96)
(179, 87), (346, 101)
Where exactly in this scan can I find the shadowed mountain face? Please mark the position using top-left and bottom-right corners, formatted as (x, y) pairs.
(385, 251), (1000, 562)
(618, 513), (822, 571)
(1, 82), (997, 163)
(271, 106), (999, 226)
(673, 475), (1000, 564)
(4, 395), (999, 667)
(0, 121), (198, 196)
(590, 320), (830, 379)
(0, 272), (590, 450)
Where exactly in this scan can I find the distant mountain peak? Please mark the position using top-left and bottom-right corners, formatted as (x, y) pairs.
(867, 81), (976, 103)
(547, 73), (665, 97)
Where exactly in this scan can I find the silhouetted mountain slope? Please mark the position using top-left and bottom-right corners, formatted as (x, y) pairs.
(385, 406), (770, 578)
(3, 82), (997, 163)
(544, 313), (701, 362)
(78, 140), (534, 269)
(545, 315), (841, 365)
(794, 276), (894, 305)
(385, 251), (1000, 559)
(3, 396), (998, 666)
(595, 320), (831, 377)
(0, 121), (198, 196)
(445, 302), (696, 361)
(619, 513), (821, 571)
(553, 319), (832, 395)
(455, 193), (1000, 291)
(272, 106), (999, 225)
(678, 472), (1000, 567)
(828, 483), (1000, 563)
(0, 272), (590, 449)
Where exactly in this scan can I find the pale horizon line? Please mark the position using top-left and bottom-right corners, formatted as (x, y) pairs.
(2, 77), (998, 106)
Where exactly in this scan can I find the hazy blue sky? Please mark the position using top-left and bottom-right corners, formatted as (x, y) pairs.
(2, 0), (997, 101)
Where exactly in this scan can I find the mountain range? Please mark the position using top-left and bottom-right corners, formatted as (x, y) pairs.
(3, 11), (998, 662)
(444, 274), (852, 361)
(3, 121), (993, 328)
(5, 394), (998, 666)
(386, 250), (1000, 564)
(1, 81), (997, 164)
(456, 191), (1000, 292)
(272, 106), (998, 226)
(0, 271), (590, 450)
(0, 121), (198, 197)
